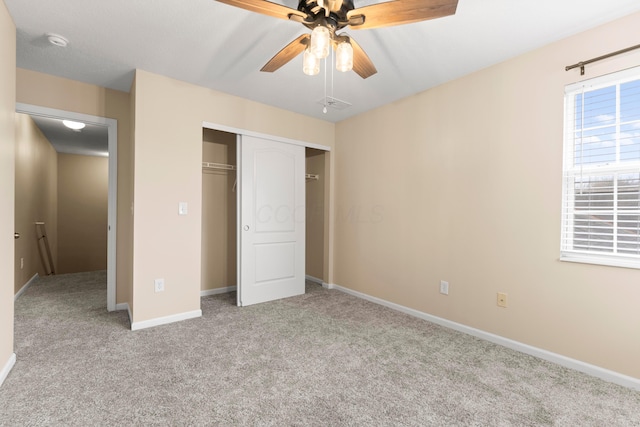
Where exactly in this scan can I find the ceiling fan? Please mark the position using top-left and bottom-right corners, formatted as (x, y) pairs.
(216, 0), (459, 78)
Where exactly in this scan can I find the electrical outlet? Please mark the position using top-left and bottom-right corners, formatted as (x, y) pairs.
(154, 278), (165, 293)
(20, 258), (24, 269)
(497, 292), (508, 308)
(440, 280), (449, 295)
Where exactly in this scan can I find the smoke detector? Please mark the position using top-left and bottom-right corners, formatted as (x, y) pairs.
(46, 33), (68, 47)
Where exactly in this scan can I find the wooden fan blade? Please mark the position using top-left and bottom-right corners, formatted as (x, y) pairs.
(216, 0), (308, 21)
(326, 0), (344, 14)
(261, 34), (311, 72)
(347, 0), (458, 30)
(348, 37), (377, 79)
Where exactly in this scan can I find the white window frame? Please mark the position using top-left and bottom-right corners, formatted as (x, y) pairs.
(561, 66), (640, 269)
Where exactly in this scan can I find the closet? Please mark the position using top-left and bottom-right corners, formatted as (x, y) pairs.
(201, 128), (328, 300)
(305, 148), (326, 283)
(201, 129), (237, 295)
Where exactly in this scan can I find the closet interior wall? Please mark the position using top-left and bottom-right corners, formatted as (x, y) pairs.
(201, 129), (237, 293)
(305, 148), (325, 282)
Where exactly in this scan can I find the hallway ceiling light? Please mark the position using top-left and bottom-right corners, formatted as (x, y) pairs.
(62, 120), (86, 130)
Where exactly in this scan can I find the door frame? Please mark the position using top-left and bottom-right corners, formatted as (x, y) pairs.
(16, 103), (118, 311)
(201, 121), (331, 299)
(203, 122), (331, 152)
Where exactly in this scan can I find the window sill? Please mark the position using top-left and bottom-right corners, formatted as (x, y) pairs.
(560, 252), (640, 270)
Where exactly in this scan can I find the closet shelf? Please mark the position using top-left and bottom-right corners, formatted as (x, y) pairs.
(202, 162), (236, 171)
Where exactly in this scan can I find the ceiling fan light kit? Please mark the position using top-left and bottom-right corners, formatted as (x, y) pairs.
(303, 48), (320, 75)
(308, 24), (352, 74)
(310, 25), (331, 59)
(216, 0), (459, 79)
(335, 40), (353, 72)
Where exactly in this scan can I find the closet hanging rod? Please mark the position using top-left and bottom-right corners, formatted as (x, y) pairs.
(203, 162), (316, 180)
(202, 162), (236, 171)
(565, 43), (640, 75)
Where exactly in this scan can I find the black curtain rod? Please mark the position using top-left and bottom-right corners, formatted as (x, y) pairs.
(565, 43), (640, 75)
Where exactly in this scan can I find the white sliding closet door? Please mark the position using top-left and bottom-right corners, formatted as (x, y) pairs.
(237, 135), (305, 306)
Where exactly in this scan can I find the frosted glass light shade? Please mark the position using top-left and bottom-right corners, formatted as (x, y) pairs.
(335, 41), (353, 72)
(303, 48), (320, 76)
(310, 26), (330, 59)
(62, 120), (86, 130)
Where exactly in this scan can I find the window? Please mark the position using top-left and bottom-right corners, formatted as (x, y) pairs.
(562, 67), (640, 268)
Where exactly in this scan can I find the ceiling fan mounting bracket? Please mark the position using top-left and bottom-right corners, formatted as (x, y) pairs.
(295, 0), (346, 35)
(303, 16), (338, 33)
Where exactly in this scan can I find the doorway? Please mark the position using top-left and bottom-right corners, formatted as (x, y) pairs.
(15, 103), (118, 311)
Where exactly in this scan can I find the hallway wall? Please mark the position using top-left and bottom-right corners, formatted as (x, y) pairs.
(57, 153), (108, 274)
(14, 113), (58, 291)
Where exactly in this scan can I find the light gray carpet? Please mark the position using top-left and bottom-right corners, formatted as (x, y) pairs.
(1, 271), (639, 426)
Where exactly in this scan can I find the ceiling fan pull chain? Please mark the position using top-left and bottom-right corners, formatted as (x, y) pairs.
(331, 47), (335, 100)
(323, 55), (328, 114)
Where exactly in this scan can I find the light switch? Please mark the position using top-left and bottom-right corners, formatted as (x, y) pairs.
(179, 202), (188, 215)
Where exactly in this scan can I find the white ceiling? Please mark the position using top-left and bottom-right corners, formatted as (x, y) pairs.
(6, 0), (640, 123)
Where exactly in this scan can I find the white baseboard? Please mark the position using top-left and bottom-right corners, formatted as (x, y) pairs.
(331, 283), (640, 391)
(131, 309), (202, 331)
(14, 273), (38, 301)
(0, 353), (16, 388)
(305, 275), (327, 287)
(201, 286), (236, 297)
(115, 302), (129, 311)
(115, 302), (132, 326)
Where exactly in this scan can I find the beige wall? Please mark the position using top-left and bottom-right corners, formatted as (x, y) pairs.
(57, 153), (108, 274)
(0, 0), (15, 378)
(16, 69), (133, 306)
(14, 113), (58, 290)
(334, 12), (640, 379)
(306, 150), (325, 280)
(131, 69), (335, 323)
(201, 129), (237, 291)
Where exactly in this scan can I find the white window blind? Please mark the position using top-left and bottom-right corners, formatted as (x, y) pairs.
(561, 67), (640, 268)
